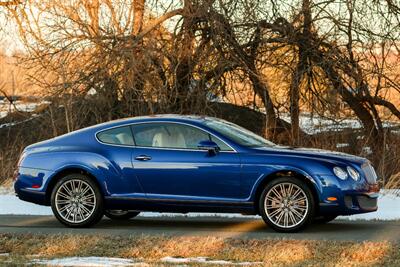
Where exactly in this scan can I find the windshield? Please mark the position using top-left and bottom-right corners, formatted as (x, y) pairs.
(203, 119), (275, 148)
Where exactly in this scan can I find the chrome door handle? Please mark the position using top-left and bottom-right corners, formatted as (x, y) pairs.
(135, 155), (152, 161)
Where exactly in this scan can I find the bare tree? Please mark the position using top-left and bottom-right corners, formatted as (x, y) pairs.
(3, 0), (400, 180)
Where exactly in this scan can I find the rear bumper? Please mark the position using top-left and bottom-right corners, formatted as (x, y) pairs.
(14, 167), (53, 206)
(14, 184), (47, 206)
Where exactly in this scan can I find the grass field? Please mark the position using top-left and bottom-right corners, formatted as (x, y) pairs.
(0, 233), (399, 266)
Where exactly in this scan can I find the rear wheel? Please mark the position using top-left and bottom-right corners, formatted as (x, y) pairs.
(259, 177), (315, 232)
(104, 210), (140, 220)
(51, 173), (104, 227)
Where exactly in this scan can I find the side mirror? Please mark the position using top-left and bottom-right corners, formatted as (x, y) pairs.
(197, 140), (220, 154)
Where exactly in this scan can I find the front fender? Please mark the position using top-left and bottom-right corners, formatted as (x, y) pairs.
(240, 153), (334, 202)
(246, 164), (324, 202)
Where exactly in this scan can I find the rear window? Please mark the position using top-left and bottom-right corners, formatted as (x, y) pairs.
(97, 126), (135, 146)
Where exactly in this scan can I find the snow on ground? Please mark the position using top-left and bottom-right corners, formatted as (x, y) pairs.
(0, 187), (398, 220)
(31, 256), (262, 266)
(279, 113), (400, 135)
(161, 256), (262, 265)
(0, 100), (50, 119)
(32, 257), (145, 266)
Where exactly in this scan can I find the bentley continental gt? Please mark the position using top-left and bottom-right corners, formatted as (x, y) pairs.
(14, 115), (379, 232)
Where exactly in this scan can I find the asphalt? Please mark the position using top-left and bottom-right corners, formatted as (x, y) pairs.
(0, 215), (399, 242)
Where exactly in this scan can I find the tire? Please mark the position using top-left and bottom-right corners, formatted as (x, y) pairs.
(104, 210), (140, 220)
(259, 177), (315, 233)
(50, 173), (104, 228)
(314, 215), (337, 224)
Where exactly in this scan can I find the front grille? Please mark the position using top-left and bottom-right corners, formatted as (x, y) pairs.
(361, 162), (378, 184)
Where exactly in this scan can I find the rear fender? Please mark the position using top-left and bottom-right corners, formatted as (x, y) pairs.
(21, 151), (120, 196)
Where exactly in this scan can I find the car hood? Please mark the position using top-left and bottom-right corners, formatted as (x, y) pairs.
(252, 145), (368, 165)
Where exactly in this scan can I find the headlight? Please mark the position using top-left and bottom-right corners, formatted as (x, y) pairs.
(333, 167), (348, 180)
(347, 166), (360, 181)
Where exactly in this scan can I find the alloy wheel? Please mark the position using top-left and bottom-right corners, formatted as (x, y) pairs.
(55, 179), (96, 224)
(264, 182), (309, 228)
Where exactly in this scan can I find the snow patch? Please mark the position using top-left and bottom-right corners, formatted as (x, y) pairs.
(32, 257), (145, 266)
(161, 256), (261, 265)
(0, 186), (14, 195)
(0, 253), (10, 257)
(0, 195), (53, 216)
(0, 100), (50, 119)
(279, 113), (400, 135)
(336, 143), (349, 148)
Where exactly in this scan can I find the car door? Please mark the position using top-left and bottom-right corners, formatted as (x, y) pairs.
(96, 125), (144, 196)
(130, 122), (244, 200)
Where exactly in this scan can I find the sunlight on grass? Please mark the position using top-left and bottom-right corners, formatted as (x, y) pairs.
(261, 240), (315, 264)
(122, 236), (225, 259)
(39, 235), (101, 257)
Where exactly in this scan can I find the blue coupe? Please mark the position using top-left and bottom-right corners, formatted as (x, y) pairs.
(14, 115), (379, 232)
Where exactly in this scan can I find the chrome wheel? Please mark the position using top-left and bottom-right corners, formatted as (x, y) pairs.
(264, 182), (309, 228)
(55, 179), (96, 224)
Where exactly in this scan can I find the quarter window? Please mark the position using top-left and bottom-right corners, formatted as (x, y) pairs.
(131, 123), (233, 151)
(97, 126), (135, 146)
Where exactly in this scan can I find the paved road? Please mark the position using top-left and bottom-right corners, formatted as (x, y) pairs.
(0, 215), (399, 242)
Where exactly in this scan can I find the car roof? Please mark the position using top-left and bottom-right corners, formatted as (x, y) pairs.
(99, 114), (210, 128)
(72, 114), (221, 136)
(27, 115), (224, 150)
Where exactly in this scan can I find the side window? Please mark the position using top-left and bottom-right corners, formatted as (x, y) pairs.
(210, 136), (233, 151)
(131, 123), (233, 151)
(97, 126), (135, 146)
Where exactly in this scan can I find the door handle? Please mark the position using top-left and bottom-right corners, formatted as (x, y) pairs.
(135, 155), (152, 161)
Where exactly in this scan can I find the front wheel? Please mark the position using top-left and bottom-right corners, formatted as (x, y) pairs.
(259, 177), (315, 232)
(104, 210), (140, 220)
(51, 173), (104, 227)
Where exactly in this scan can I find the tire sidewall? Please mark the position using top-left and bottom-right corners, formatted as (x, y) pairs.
(51, 173), (104, 227)
(259, 177), (315, 232)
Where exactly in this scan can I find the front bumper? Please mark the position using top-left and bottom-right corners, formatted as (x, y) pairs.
(317, 174), (379, 216)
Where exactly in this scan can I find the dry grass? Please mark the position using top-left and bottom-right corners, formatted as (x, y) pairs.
(0, 233), (399, 266)
(262, 240), (315, 265)
(385, 172), (400, 194)
(123, 236), (225, 260)
(39, 235), (101, 257)
(337, 241), (391, 266)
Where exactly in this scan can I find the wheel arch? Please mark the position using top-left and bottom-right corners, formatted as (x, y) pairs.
(252, 170), (321, 215)
(45, 166), (104, 205)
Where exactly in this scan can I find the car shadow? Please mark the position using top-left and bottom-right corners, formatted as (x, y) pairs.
(3, 215), (397, 241)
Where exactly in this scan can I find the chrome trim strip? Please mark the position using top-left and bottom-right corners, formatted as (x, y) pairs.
(94, 120), (237, 153)
(104, 196), (253, 205)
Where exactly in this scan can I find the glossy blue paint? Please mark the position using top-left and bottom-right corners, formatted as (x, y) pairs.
(14, 115), (379, 216)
